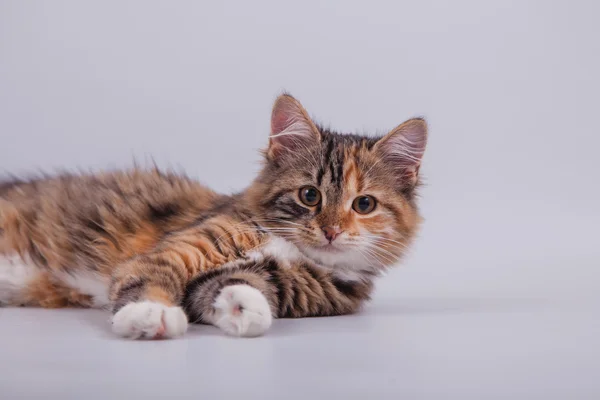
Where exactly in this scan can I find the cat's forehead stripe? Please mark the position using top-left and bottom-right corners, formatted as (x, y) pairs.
(343, 156), (361, 194)
(319, 135), (352, 192)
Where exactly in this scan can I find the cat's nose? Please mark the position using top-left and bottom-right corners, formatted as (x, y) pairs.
(321, 226), (342, 243)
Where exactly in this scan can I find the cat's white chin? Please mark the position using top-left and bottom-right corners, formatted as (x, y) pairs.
(301, 244), (367, 267)
(314, 243), (344, 253)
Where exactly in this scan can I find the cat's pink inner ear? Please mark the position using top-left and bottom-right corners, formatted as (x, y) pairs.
(268, 94), (320, 159)
(376, 118), (428, 183)
(271, 102), (294, 136)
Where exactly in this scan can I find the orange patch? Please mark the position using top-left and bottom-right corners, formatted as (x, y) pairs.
(125, 222), (161, 257)
(145, 286), (175, 306)
(23, 273), (94, 308)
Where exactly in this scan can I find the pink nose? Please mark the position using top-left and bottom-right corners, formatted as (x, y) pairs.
(321, 226), (342, 242)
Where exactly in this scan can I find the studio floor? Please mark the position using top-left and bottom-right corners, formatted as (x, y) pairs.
(1, 289), (598, 399)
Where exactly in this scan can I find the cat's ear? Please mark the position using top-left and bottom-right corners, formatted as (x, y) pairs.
(268, 94), (321, 161)
(374, 118), (428, 187)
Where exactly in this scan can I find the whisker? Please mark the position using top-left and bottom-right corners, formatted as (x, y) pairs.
(360, 246), (389, 267)
(361, 234), (408, 248)
(362, 241), (403, 257)
(361, 242), (399, 264)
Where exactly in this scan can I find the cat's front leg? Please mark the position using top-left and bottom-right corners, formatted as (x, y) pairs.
(109, 253), (192, 340)
(183, 257), (374, 337)
(183, 264), (275, 337)
(108, 223), (263, 339)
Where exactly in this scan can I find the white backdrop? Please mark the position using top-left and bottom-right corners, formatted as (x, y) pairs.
(1, 1), (599, 398)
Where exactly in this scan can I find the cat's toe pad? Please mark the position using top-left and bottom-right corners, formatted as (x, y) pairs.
(111, 301), (188, 339)
(212, 284), (272, 337)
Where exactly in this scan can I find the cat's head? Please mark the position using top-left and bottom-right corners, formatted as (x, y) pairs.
(246, 94), (427, 274)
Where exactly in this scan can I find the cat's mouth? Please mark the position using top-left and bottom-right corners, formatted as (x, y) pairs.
(312, 243), (344, 253)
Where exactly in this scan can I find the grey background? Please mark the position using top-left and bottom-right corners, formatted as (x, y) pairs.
(1, 1), (599, 399)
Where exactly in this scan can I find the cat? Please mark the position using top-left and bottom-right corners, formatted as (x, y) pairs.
(0, 94), (427, 339)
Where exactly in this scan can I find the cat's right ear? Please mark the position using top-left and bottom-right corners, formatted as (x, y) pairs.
(374, 118), (428, 188)
(268, 94), (321, 161)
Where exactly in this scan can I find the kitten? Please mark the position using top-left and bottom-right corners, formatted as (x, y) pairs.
(0, 94), (427, 339)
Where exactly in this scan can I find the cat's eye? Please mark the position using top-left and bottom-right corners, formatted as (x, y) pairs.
(352, 196), (376, 214)
(299, 186), (321, 206)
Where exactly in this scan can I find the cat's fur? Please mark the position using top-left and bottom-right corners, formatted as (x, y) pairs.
(0, 94), (427, 339)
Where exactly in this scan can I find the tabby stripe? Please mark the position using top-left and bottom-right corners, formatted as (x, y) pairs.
(331, 277), (360, 298)
(262, 259), (286, 311)
(275, 199), (309, 218)
(335, 148), (345, 188)
(140, 256), (187, 289)
(204, 228), (225, 254)
(143, 263), (186, 295)
(221, 278), (251, 288)
(187, 265), (232, 289)
(113, 278), (147, 313)
(263, 189), (289, 209)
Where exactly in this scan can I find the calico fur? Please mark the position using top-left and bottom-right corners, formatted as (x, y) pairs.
(0, 94), (427, 339)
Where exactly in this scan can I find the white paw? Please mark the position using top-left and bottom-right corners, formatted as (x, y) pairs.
(111, 301), (188, 339)
(212, 285), (272, 337)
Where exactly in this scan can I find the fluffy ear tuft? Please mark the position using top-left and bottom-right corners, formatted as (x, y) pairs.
(268, 94), (320, 160)
(375, 118), (428, 187)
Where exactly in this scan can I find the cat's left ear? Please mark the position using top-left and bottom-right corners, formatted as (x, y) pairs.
(267, 94), (321, 161)
(374, 118), (428, 187)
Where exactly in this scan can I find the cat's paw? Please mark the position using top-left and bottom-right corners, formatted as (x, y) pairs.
(111, 301), (188, 339)
(212, 284), (273, 337)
